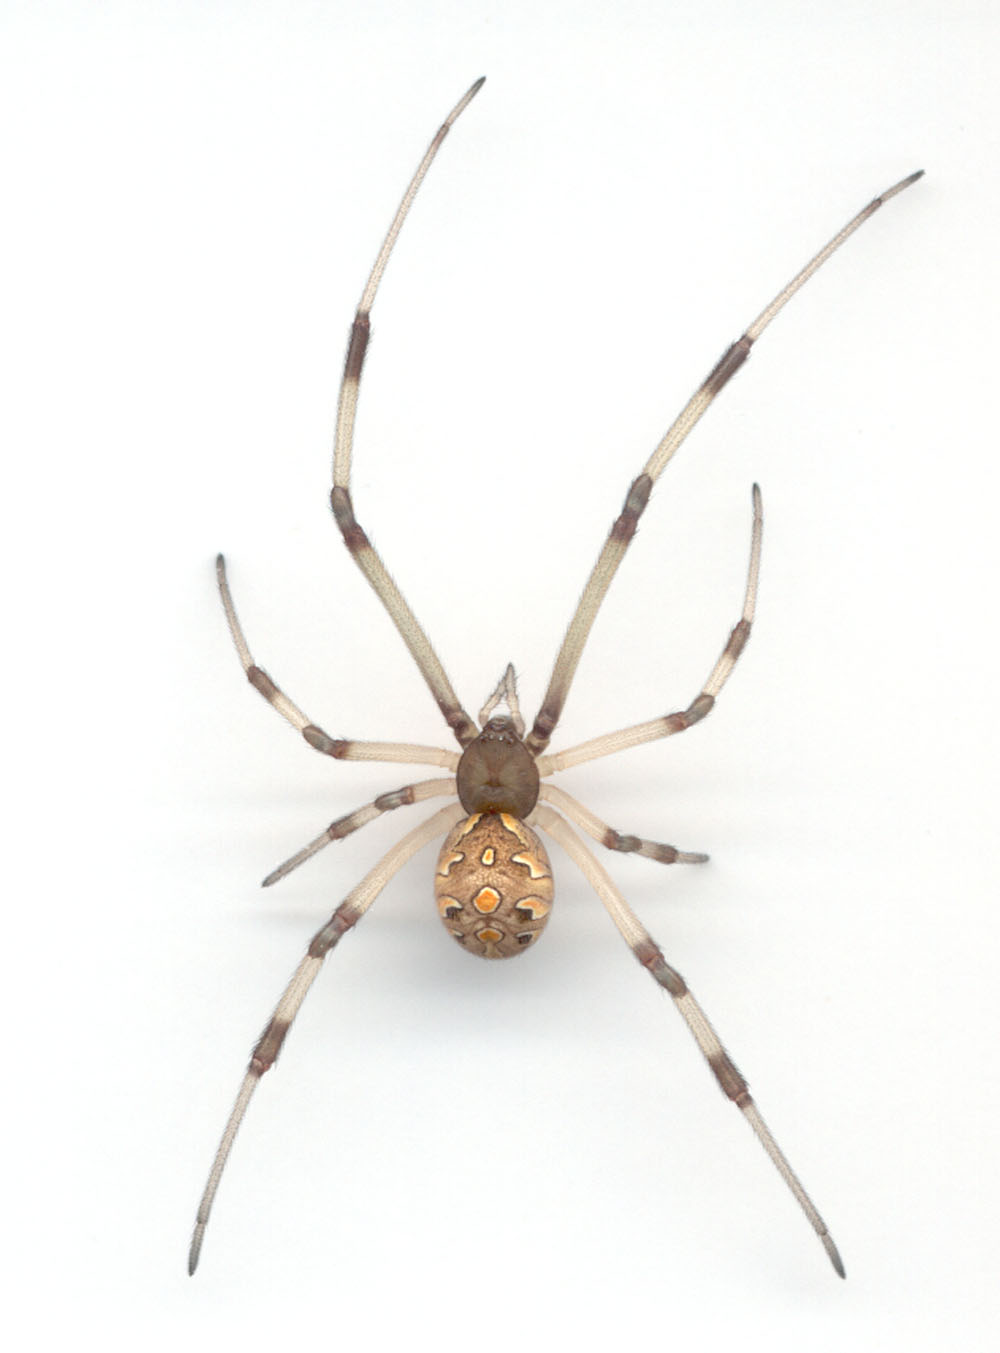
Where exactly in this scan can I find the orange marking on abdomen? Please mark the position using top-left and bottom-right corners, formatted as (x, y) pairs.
(472, 886), (501, 914)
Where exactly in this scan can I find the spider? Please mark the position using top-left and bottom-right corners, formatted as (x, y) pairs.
(188, 77), (921, 1277)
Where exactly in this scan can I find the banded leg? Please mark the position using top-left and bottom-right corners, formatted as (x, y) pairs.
(525, 170), (923, 757)
(536, 484), (761, 777)
(217, 554), (459, 772)
(534, 802), (844, 1279)
(263, 777), (458, 886)
(188, 800), (465, 1275)
(331, 80), (486, 748)
(539, 783), (707, 865)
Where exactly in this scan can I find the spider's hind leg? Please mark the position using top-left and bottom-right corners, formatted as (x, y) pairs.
(534, 802), (844, 1279)
(189, 800), (466, 1276)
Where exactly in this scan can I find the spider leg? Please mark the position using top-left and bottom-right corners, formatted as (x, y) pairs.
(331, 80), (485, 748)
(217, 554), (459, 771)
(539, 783), (707, 865)
(188, 800), (465, 1275)
(537, 484), (761, 776)
(524, 170), (923, 757)
(262, 777), (457, 886)
(534, 802), (844, 1279)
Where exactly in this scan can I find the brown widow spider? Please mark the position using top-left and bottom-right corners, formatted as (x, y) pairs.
(188, 77), (921, 1277)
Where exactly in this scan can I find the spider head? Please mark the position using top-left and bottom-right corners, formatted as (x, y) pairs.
(455, 716), (540, 817)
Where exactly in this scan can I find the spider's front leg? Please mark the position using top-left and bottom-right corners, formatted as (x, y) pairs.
(328, 79), (486, 748)
(526, 165), (922, 758)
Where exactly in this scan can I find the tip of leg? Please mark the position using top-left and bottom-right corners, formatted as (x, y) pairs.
(882, 169), (925, 202)
(823, 1233), (846, 1279)
(188, 1229), (204, 1276)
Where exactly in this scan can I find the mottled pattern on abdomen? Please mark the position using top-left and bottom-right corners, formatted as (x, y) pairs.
(434, 813), (554, 959)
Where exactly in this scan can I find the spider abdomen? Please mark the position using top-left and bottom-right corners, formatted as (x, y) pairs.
(435, 812), (554, 959)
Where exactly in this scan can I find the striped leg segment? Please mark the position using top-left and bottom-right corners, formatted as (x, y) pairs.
(217, 554), (459, 771)
(539, 783), (708, 865)
(525, 170), (923, 757)
(188, 801), (465, 1275)
(262, 777), (458, 886)
(534, 803), (844, 1278)
(330, 80), (486, 748)
(536, 484), (761, 777)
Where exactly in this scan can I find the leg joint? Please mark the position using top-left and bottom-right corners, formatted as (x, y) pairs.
(702, 336), (753, 397)
(302, 726), (348, 757)
(725, 618), (751, 661)
(685, 692), (715, 725)
(330, 486), (370, 552)
(708, 1049), (749, 1102)
(308, 905), (360, 959)
(251, 1022), (289, 1074)
(610, 473), (653, 544)
(343, 311), (371, 383)
(604, 829), (641, 854)
(247, 665), (278, 699)
(374, 786), (416, 812)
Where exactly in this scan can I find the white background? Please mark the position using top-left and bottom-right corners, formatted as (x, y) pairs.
(3, 2), (996, 1349)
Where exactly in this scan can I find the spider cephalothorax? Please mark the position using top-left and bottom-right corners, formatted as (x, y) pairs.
(189, 77), (921, 1277)
(456, 713), (539, 818)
